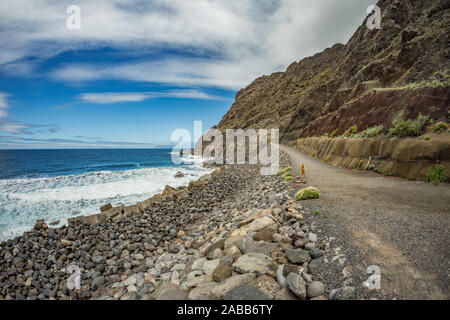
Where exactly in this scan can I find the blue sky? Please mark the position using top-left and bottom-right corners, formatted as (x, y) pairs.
(0, 0), (373, 149)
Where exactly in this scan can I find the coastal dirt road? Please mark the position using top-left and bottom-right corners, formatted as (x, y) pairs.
(280, 145), (450, 300)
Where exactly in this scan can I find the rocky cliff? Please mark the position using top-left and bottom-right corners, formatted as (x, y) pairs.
(216, 0), (450, 143)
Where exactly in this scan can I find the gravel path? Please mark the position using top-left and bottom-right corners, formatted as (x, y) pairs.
(280, 145), (450, 300)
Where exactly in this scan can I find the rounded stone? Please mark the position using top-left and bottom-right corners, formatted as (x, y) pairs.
(309, 247), (324, 259)
(212, 265), (233, 282)
(307, 281), (325, 298)
(224, 285), (269, 300)
(285, 248), (310, 264)
(251, 275), (281, 299)
(286, 273), (306, 299)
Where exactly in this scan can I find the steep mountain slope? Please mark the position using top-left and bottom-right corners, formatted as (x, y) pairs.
(216, 0), (450, 143)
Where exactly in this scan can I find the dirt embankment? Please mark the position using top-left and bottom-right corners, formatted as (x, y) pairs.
(291, 133), (450, 181)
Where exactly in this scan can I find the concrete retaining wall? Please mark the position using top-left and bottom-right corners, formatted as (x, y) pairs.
(292, 134), (450, 182)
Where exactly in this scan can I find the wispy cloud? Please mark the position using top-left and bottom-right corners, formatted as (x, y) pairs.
(0, 135), (173, 149)
(0, 91), (60, 134)
(0, 0), (374, 89)
(74, 89), (225, 105)
(79, 92), (150, 104)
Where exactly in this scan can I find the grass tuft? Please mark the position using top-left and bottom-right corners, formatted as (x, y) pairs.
(426, 165), (447, 185)
(388, 110), (429, 138)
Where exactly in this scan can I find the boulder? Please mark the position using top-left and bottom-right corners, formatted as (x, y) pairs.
(237, 209), (273, 227)
(224, 244), (242, 260)
(162, 185), (175, 195)
(224, 285), (269, 300)
(230, 216), (277, 237)
(211, 265), (233, 282)
(276, 265), (287, 288)
(180, 275), (211, 290)
(285, 248), (311, 264)
(33, 219), (47, 231)
(329, 286), (356, 300)
(254, 226), (277, 242)
(232, 253), (277, 276)
(203, 259), (221, 276)
(100, 203), (113, 212)
(286, 273), (306, 299)
(307, 281), (325, 298)
(174, 171), (185, 178)
(156, 286), (189, 300)
(210, 273), (256, 299)
(251, 275), (282, 300)
(188, 282), (218, 300)
(274, 287), (298, 300)
(224, 236), (244, 250)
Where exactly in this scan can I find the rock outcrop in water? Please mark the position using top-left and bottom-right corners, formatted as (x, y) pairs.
(217, 0), (449, 142)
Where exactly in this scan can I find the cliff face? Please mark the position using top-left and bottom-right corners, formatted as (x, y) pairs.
(217, 0), (450, 143)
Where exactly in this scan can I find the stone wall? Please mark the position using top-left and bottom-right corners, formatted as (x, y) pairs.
(292, 134), (450, 182)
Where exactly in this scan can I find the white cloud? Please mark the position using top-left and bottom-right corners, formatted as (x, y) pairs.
(79, 92), (150, 104)
(78, 89), (224, 104)
(0, 91), (61, 134)
(0, 0), (375, 89)
(0, 120), (29, 134)
(0, 92), (10, 118)
(0, 92), (9, 109)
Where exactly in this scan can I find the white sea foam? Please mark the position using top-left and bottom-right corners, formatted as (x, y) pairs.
(0, 159), (212, 241)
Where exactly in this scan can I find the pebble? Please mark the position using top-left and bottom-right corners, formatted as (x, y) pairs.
(308, 233), (318, 242)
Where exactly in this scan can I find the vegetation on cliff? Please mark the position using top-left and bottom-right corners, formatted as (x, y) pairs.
(216, 0), (449, 143)
(426, 165), (447, 184)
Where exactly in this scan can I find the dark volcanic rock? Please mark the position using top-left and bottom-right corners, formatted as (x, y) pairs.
(224, 285), (269, 300)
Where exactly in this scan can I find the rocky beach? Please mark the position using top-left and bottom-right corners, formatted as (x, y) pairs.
(0, 152), (371, 301)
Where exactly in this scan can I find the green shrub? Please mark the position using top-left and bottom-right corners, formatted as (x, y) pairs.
(358, 160), (365, 169)
(424, 135), (430, 141)
(323, 155), (331, 163)
(342, 125), (358, 138)
(276, 167), (292, 176)
(388, 111), (429, 138)
(295, 187), (320, 201)
(434, 122), (448, 133)
(282, 172), (294, 181)
(367, 164), (376, 171)
(355, 125), (384, 138)
(426, 165), (447, 185)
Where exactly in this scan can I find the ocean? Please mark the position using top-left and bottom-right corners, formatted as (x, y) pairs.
(0, 149), (211, 241)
